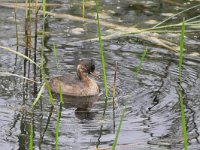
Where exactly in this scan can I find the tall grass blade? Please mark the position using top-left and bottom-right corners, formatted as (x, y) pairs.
(32, 82), (46, 108)
(53, 41), (63, 149)
(185, 14), (200, 23)
(29, 122), (33, 150)
(40, 106), (54, 141)
(179, 21), (184, 77)
(82, 0), (85, 18)
(58, 80), (63, 104)
(112, 107), (125, 150)
(45, 78), (54, 106)
(39, 0), (55, 106)
(0, 72), (39, 83)
(112, 62), (117, 98)
(178, 18), (188, 150)
(42, 0), (46, 17)
(56, 105), (62, 150)
(0, 46), (38, 66)
(112, 62), (117, 131)
(95, 98), (108, 149)
(53, 43), (63, 104)
(153, 4), (200, 28)
(37, 0), (55, 106)
(53, 44), (58, 66)
(95, 0), (108, 98)
(134, 48), (148, 80)
(34, 0), (39, 92)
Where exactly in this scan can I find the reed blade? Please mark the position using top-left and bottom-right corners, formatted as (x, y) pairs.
(178, 18), (188, 150)
(32, 82), (46, 108)
(95, 0), (108, 98)
(112, 107), (125, 150)
(135, 48), (148, 80)
(29, 122), (33, 150)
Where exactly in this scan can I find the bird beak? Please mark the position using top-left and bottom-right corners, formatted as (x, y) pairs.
(90, 71), (100, 79)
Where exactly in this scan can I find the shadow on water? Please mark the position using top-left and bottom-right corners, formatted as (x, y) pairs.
(0, 0), (200, 150)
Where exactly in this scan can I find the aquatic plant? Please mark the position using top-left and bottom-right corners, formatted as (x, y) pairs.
(53, 43), (63, 149)
(32, 82), (46, 108)
(95, 1), (126, 149)
(56, 105), (62, 150)
(112, 62), (118, 130)
(34, 0), (39, 92)
(112, 107), (125, 150)
(95, 0), (109, 98)
(0, 46), (37, 66)
(53, 43), (63, 104)
(82, 0), (85, 18)
(29, 122), (33, 150)
(178, 18), (188, 150)
(135, 48), (148, 80)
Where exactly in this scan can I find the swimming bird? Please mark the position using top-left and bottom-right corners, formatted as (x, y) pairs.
(50, 59), (99, 96)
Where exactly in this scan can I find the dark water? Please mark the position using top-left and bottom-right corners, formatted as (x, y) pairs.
(0, 0), (200, 149)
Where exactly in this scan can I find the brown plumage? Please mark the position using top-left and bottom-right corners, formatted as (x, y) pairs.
(49, 59), (99, 96)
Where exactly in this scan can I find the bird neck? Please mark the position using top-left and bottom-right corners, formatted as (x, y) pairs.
(76, 65), (89, 82)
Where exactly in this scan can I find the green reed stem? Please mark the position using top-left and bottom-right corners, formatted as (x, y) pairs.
(32, 82), (46, 108)
(112, 62), (117, 132)
(42, 0), (46, 16)
(112, 62), (117, 109)
(112, 107), (125, 150)
(82, 0), (85, 18)
(45, 77), (54, 106)
(52, 43), (63, 150)
(53, 44), (58, 66)
(134, 48), (148, 80)
(40, 0), (55, 106)
(29, 122), (33, 150)
(53, 43), (63, 104)
(112, 62), (117, 98)
(178, 18), (188, 150)
(56, 105), (62, 150)
(95, 0), (108, 98)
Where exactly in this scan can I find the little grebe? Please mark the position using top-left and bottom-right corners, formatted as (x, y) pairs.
(50, 59), (99, 96)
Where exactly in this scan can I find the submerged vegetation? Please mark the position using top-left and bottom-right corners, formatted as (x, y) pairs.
(0, 0), (200, 149)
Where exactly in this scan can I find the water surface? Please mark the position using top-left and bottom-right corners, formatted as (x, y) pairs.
(0, 0), (200, 149)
